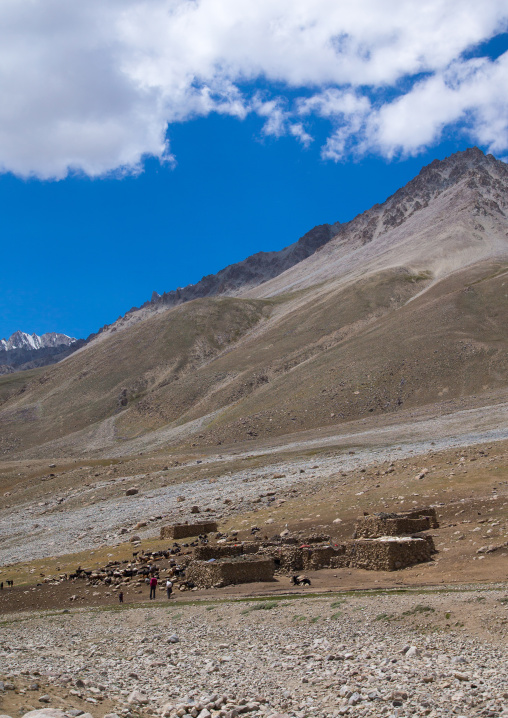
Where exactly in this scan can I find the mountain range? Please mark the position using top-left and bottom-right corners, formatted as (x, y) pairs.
(0, 331), (81, 375)
(1, 146), (507, 459)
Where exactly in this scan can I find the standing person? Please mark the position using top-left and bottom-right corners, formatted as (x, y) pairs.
(118, 591), (124, 604)
(149, 575), (158, 600)
(166, 578), (173, 599)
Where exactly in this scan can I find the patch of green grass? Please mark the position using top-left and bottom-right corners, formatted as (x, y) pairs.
(402, 604), (435, 616)
(241, 600), (280, 614)
(331, 600), (345, 608)
(310, 616), (320, 623)
(205, 605), (216, 611)
(331, 611), (342, 620)
(292, 615), (307, 622)
(445, 612), (451, 619)
(375, 613), (394, 622)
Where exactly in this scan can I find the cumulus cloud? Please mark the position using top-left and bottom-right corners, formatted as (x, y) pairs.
(0, 0), (507, 178)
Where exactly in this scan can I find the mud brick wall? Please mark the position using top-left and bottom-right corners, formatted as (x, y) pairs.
(354, 516), (432, 538)
(160, 521), (218, 540)
(346, 538), (432, 571)
(186, 557), (275, 588)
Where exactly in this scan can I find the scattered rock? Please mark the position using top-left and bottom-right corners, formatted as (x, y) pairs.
(128, 690), (149, 705)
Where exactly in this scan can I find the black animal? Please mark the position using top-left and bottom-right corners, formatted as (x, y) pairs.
(291, 575), (311, 586)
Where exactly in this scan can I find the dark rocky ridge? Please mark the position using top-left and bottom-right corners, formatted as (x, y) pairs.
(139, 222), (340, 310)
(86, 222), (341, 341)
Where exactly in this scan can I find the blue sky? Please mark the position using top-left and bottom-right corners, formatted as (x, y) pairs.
(1, 1), (508, 340)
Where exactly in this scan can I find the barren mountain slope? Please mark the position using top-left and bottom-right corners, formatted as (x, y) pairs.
(247, 147), (508, 299)
(0, 298), (269, 456)
(1, 148), (507, 459)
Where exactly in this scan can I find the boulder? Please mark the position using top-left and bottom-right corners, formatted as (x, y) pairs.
(128, 690), (149, 705)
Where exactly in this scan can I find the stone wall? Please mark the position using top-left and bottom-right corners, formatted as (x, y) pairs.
(345, 537), (432, 571)
(160, 521), (218, 540)
(266, 546), (305, 572)
(194, 543), (260, 560)
(354, 516), (432, 538)
(403, 507), (439, 529)
(304, 545), (346, 570)
(186, 557), (275, 588)
(263, 538), (432, 573)
(261, 543), (346, 572)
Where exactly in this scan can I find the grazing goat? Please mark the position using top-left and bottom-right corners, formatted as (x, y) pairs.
(291, 575), (311, 587)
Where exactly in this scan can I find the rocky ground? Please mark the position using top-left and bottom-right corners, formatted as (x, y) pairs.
(1, 427), (508, 567)
(1, 586), (508, 718)
(2, 419), (508, 718)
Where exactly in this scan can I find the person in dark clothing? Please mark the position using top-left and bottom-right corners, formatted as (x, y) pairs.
(118, 591), (124, 604)
(149, 575), (158, 599)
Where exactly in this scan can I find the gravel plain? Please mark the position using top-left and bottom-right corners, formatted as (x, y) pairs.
(1, 587), (508, 718)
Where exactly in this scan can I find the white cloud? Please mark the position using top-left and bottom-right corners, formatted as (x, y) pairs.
(365, 52), (508, 158)
(0, 0), (507, 177)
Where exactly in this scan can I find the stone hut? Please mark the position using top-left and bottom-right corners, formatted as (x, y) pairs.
(186, 556), (275, 588)
(354, 507), (439, 539)
(343, 536), (433, 571)
(194, 542), (259, 560)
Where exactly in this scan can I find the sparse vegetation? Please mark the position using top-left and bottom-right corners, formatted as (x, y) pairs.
(331, 599), (345, 608)
(403, 604), (435, 616)
(241, 601), (279, 614)
(404, 270), (433, 283)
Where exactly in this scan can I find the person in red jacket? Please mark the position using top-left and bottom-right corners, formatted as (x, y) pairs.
(149, 575), (158, 599)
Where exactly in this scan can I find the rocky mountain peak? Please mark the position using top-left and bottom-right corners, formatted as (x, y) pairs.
(323, 147), (508, 250)
(0, 331), (76, 352)
(0, 331), (82, 375)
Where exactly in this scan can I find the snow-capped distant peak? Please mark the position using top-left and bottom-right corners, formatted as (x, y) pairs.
(0, 331), (76, 352)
